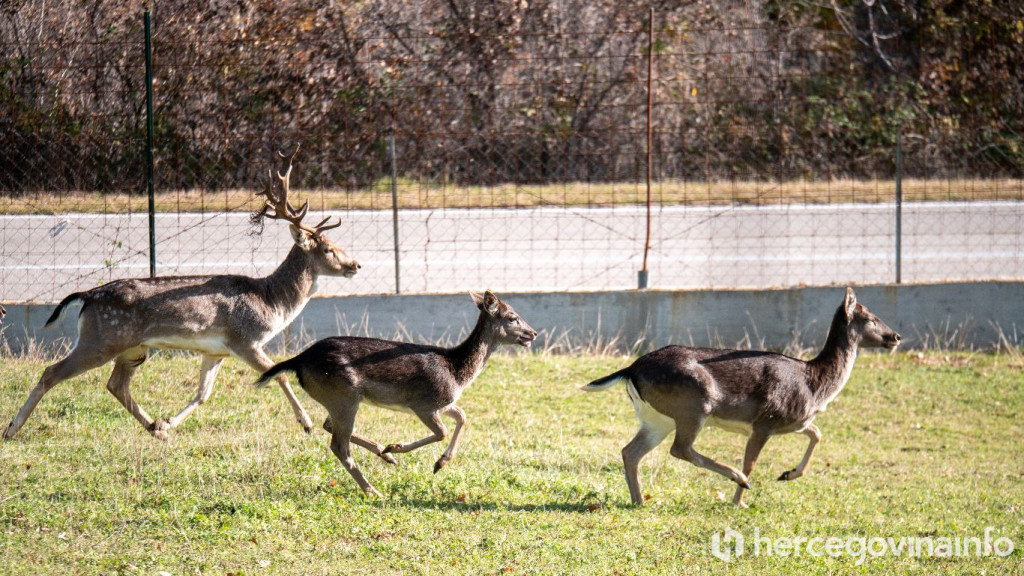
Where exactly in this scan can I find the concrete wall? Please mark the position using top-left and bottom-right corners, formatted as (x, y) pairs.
(2, 282), (1019, 356)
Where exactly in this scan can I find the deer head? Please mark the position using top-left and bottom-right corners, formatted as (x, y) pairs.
(254, 145), (360, 278)
(470, 290), (537, 347)
(842, 288), (900, 350)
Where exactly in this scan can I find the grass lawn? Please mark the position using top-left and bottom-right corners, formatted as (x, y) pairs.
(4, 178), (1022, 215)
(1, 350), (1021, 574)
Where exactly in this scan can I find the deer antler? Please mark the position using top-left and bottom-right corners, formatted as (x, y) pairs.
(255, 144), (342, 237)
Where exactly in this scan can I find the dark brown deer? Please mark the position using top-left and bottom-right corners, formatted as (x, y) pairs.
(4, 147), (360, 441)
(583, 287), (900, 507)
(255, 290), (537, 497)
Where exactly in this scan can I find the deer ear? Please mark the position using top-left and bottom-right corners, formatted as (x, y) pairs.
(471, 290), (499, 315)
(470, 291), (485, 309)
(289, 224), (314, 250)
(844, 287), (857, 321)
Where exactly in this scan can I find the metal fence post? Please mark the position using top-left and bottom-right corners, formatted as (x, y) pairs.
(390, 124), (401, 294)
(144, 11), (156, 278)
(638, 7), (654, 290)
(895, 122), (902, 284)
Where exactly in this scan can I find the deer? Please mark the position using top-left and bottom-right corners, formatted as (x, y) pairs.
(3, 147), (360, 441)
(254, 290), (537, 497)
(582, 287), (900, 507)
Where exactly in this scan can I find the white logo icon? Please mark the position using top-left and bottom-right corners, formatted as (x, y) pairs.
(711, 526), (744, 562)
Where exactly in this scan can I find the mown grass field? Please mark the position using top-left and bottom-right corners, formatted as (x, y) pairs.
(1, 350), (1021, 575)
(4, 178), (1022, 215)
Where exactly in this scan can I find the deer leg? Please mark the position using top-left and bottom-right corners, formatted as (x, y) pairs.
(669, 418), (751, 489)
(733, 431), (770, 507)
(5, 345), (114, 439)
(778, 423), (821, 482)
(433, 405), (466, 473)
(326, 406), (382, 497)
(381, 411), (448, 455)
(159, 354), (225, 431)
(621, 422), (674, 506)
(103, 347), (167, 440)
(350, 432), (398, 465)
(235, 346), (314, 433)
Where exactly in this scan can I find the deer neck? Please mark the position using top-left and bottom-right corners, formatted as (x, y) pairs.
(447, 312), (499, 388)
(807, 309), (858, 410)
(261, 245), (319, 314)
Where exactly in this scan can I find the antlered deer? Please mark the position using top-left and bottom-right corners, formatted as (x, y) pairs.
(4, 147), (359, 441)
(255, 290), (537, 497)
(583, 288), (900, 506)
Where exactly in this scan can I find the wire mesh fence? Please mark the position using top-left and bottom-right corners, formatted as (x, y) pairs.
(2, 2), (1022, 303)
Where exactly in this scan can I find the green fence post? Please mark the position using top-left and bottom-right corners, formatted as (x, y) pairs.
(144, 11), (156, 278)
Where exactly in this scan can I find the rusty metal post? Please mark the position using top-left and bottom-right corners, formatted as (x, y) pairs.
(639, 7), (654, 289)
(390, 124), (401, 294)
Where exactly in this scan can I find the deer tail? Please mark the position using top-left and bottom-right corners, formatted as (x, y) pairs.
(254, 356), (302, 388)
(44, 292), (86, 327)
(580, 368), (632, 392)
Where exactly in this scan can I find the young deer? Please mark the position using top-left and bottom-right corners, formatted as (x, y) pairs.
(583, 288), (900, 507)
(255, 290), (537, 497)
(4, 148), (360, 441)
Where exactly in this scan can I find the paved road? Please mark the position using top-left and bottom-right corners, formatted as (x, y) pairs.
(1, 201), (1021, 302)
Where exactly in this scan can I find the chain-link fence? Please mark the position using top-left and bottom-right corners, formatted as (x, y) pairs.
(2, 2), (1023, 303)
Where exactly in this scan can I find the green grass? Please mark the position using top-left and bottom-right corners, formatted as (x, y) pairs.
(1, 351), (1022, 574)
(4, 178), (1022, 215)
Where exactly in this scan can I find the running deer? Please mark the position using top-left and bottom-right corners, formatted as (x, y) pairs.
(255, 290), (537, 497)
(4, 147), (360, 441)
(583, 288), (900, 507)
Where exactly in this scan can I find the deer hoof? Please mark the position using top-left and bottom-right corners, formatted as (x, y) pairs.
(433, 457), (451, 474)
(382, 443), (401, 455)
(737, 479), (752, 490)
(3, 422), (15, 439)
(380, 452), (398, 465)
(365, 486), (384, 499)
(778, 470), (795, 481)
(148, 420), (171, 441)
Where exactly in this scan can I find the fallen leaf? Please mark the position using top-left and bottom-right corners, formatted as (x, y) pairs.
(455, 493), (468, 503)
(586, 504), (601, 512)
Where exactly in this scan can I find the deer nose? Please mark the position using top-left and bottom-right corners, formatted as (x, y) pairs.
(893, 333), (901, 343)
